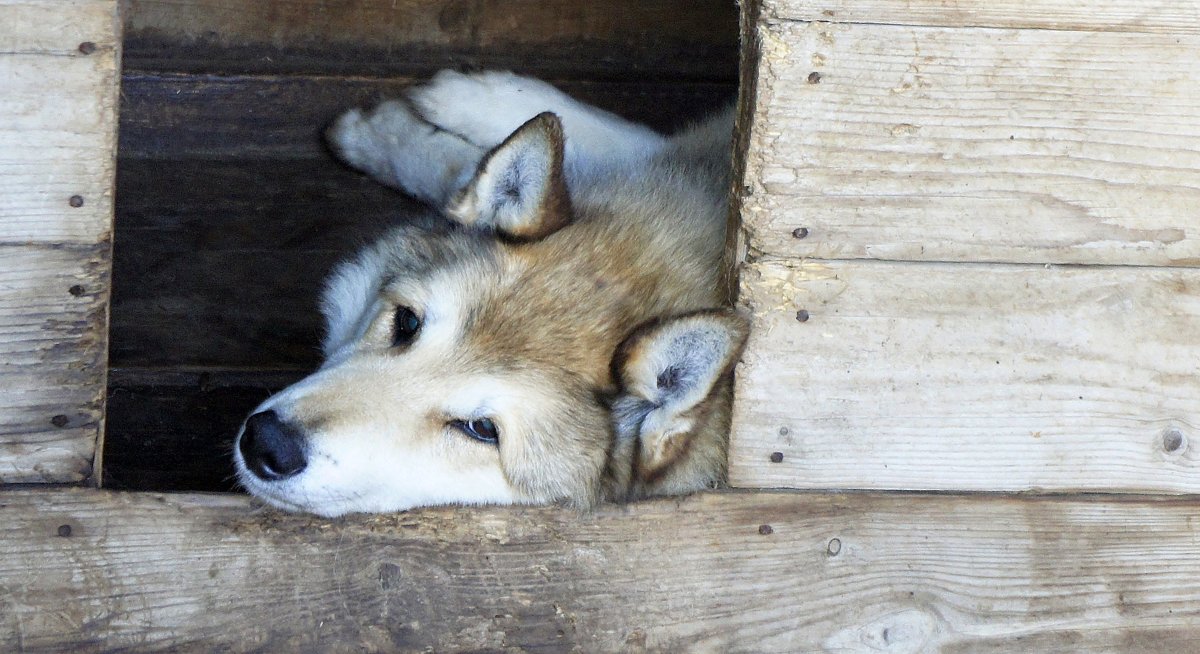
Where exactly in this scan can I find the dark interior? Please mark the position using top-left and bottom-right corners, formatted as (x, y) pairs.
(104, 0), (740, 491)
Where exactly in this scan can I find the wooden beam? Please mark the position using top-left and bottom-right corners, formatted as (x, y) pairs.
(121, 0), (739, 78)
(763, 0), (1200, 34)
(730, 259), (1200, 493)
(740, 20), (1200, 266)
(0, 0), (119, 484)
(1, 489), (1198, 651)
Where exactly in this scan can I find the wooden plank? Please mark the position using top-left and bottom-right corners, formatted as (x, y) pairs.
(122, 0), (738, 78)
(729, 259), (1200, 492)
(1, 489), (1199, 651)
(0, 1), (118, 484)
(119, 73), (736, 159)
(1, 48), (119, 244)
(104, 368), (302, 491)
(0, 0), (118, 54)
(0, 246), (109, 484)
(741, 21), (1200, 266)
(764, 0), (1200, 34)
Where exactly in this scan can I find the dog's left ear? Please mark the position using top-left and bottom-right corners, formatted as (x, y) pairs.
(447, 112), (571, 241)
(612, 310), (750, 482)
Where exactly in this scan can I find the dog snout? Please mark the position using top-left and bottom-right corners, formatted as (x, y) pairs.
(239, 410), (308, 481)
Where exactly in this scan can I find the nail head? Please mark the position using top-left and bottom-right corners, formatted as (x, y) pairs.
(50, 415), (70, 428)
(758, 524), (774, 535)
(1163, 429), (1185, 453)
(769, 451), (784, 463)
(791, 227), (809, 239)
(57, 524), (73, 537)
(69, 195), (84, 208)
(77, 42), (96, 55)
(795, 309), (810, 323)
(808, 71), (822, 84)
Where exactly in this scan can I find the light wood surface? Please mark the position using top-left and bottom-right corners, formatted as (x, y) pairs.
(2, 488), (1199, 652)
(0, 0), (119, 483)
(763, 0), (1200, 33)
(740, 20), (1200, 266)
(730, 259), (1200, 492)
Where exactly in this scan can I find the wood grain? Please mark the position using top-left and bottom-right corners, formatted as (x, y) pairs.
(740, 20), (1200, 266)
(729, 259), (1200, 492)
(764, 0), (1200, 34)
(0, 51), (119, 244)
(122, 0), (739, 78)
(0, 246), (109, 484)
(0, 0), (118, 54)
(118, 73), (736, 159)
(0, 0), (118, 484)
(1, 488), (1198, 652)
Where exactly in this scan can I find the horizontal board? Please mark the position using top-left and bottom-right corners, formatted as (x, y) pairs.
(0, 51), (119, 244)
(122, 0), (738, 78)
(105, 368), (303, 491)
(741, 21), (1200, 266)
(2, 489), (1199, 652)
(0, 0), (118, 54)
(729, 259), (1200, 492)
(764, 0), (1200, 33)
(110, 157), (420, 368)
(119, 73), (736, 159)
(0, 246), (109, 484)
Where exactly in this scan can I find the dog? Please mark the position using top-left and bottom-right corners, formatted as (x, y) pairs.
(233, 70), (747, 516)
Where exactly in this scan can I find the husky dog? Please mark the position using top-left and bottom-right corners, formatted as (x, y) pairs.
(233, 70), (747, 517)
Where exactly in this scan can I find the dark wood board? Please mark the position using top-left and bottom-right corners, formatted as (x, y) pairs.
(122, 0), (739, 79)
(104, 368), (304, 492)
(119, 72), (738, 159)
(2, 488), (1200, 652)
(111, 157), (416, 368)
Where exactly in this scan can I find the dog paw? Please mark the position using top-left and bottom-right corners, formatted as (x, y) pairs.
(326, 100), (418, 179)
(407, 70), (573, 147)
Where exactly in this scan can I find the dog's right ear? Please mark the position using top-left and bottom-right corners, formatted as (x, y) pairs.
(446, 112), (572, 241)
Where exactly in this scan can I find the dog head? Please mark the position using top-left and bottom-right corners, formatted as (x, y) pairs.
(234, 114), (747, 516)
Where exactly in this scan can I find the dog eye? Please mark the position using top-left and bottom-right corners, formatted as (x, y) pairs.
(392, 306), (421, 347)
(452, 418), (500, 445)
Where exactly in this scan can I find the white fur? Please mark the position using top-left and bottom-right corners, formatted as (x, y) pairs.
(330, 70), (670, 203)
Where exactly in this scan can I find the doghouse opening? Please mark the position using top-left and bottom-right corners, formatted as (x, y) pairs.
(103, 1), (741, 491)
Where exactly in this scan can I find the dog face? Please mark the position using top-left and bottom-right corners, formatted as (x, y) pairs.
(234, 114), (747, 516)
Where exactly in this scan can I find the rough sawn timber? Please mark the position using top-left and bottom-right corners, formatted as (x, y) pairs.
(2, 489), (1200, 652)
(729, 259), (1200, 493)
(763, 0), (1200, 34)
(0, 0), (119, 483)
(740, 19), (1200, 266)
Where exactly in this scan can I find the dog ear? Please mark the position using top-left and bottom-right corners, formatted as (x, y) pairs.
(611, 310), (750, 483)
(446, 112), (571, 241)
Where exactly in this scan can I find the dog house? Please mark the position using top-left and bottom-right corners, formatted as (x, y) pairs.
(3, 0), (1199, 649)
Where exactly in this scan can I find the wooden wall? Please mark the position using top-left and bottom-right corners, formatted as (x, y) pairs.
(0, 0), (120, 484)
(5, 489), (1200, 652)
(105, 0), (740, 490)
(730, 0), (1200, 494)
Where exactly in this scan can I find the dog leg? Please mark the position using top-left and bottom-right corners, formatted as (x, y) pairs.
(326, 100), (485, 206)
(407, 70), (668, 183)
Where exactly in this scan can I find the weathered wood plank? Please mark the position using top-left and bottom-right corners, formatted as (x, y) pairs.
(0, 0), (118, 485)
(0, 246), (109, 484)
(0, 0), (118, 54)
(1, 489), (1198, 652)
(741, 21), (1200, 266)
(730, 259), (1200, 493)
(764, 0), (1200, 34)
(122, 0), (739, 78)
(119, 73), (736, 159)
(1, 42), (119, 244)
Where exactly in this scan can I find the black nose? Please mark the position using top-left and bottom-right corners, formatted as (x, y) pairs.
(239, 410), (307, 481)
